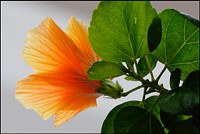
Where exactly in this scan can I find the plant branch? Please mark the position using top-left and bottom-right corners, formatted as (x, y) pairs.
(121, 85), (144, 97)
(142, 87), (148, 103)
(156, 65), (167, 82)
(126, 62), (136, 76)
(126, 62), (144, 81)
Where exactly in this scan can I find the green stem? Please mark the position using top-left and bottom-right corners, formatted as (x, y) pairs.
(156, 65), (167, 82)
(141, 79), (168, 93)
(120, 79), (167, 98)
(126, 62), (135, 75)
(134, 59), (141, 77)
(142, 87), (148, 103)
(145, 55), (155, 81)
(121, 85), (144, 97)
(126, 62), (142, 80)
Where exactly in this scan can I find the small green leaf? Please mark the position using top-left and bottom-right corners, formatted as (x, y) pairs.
(101, 101), (140, 133)
(170, 68), (181, 89)
(148, 16), (162, 52)
(125, 76), (137, 81)
(114, 106), (164, 133)
(158, 86), (199, 115)
(89, 1), (157, 62)
(138, 54), (157, 77)
(87, 60), (126, 80)
(178, 115), (193, 121)
(153, 9), (199, 80)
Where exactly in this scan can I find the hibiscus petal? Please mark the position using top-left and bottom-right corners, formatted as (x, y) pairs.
(16, 74), (67, 120)
(16, 73), (101, 126)
(23, 17), (83, 74)
(54, 100), (96, 128)
(66, 16), (100, 73)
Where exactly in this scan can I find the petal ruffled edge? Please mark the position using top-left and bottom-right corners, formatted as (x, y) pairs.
(23, 17), (83, 74)
(16, 73), (101, 127)
(66, 16), (100, 73)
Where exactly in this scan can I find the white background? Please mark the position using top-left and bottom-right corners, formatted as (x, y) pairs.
(1, 1), (199, 133)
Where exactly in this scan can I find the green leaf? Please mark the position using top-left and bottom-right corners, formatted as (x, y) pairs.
(138, 54), (157, 77)
(87, 60), (126, 80)
(160, 109), (194, 130)
(158, 86), (199, 115)
(101, 101), (140, 133)
(160, 110), (180, 130)
(153, 9), (199, 80)
(148, 16), (162, 52)
(181, 70), (200, 129)
(169, 118), (199, 133)
(180, 12), (200, 28)
(89, 1), (157, 62)
(170, 68), (181, 89)
(160, 110), (198, 133)
(144, 96), (161, 123)
(182, 70), (199, 91)
(114, 106), (164, 133)
(125, 76), (137, 81)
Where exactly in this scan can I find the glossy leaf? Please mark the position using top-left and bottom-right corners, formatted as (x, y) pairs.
(159, 70), (199, 115)
(114, 106), (164, 133)
(181, 70), (200, 129)
(101, 101), (140, 133)
(170, 68), (181, 89)
(138, 54), (157, 77)
(148, 16), (162, 52)
(158, 86), (199, 115)
(87, 60), (126, 80)
(153, 9), (199, 80)
(89, 1), (157, 62)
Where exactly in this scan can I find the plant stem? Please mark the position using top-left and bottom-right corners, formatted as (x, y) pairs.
(145, 55), (155, 81)
(120, 79), (167, 98)
(126, 62), (136, 75)
(156, 65), (167, 82)
(121, 63), (168, 98)
(134, 59), (141, 77)
(126, 61), (142, 80)
(121, 85), (144, 97)
(142, 87), (148, 103)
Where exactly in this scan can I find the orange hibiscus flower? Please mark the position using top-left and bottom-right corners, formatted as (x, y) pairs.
(15, 16), (102, 127)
